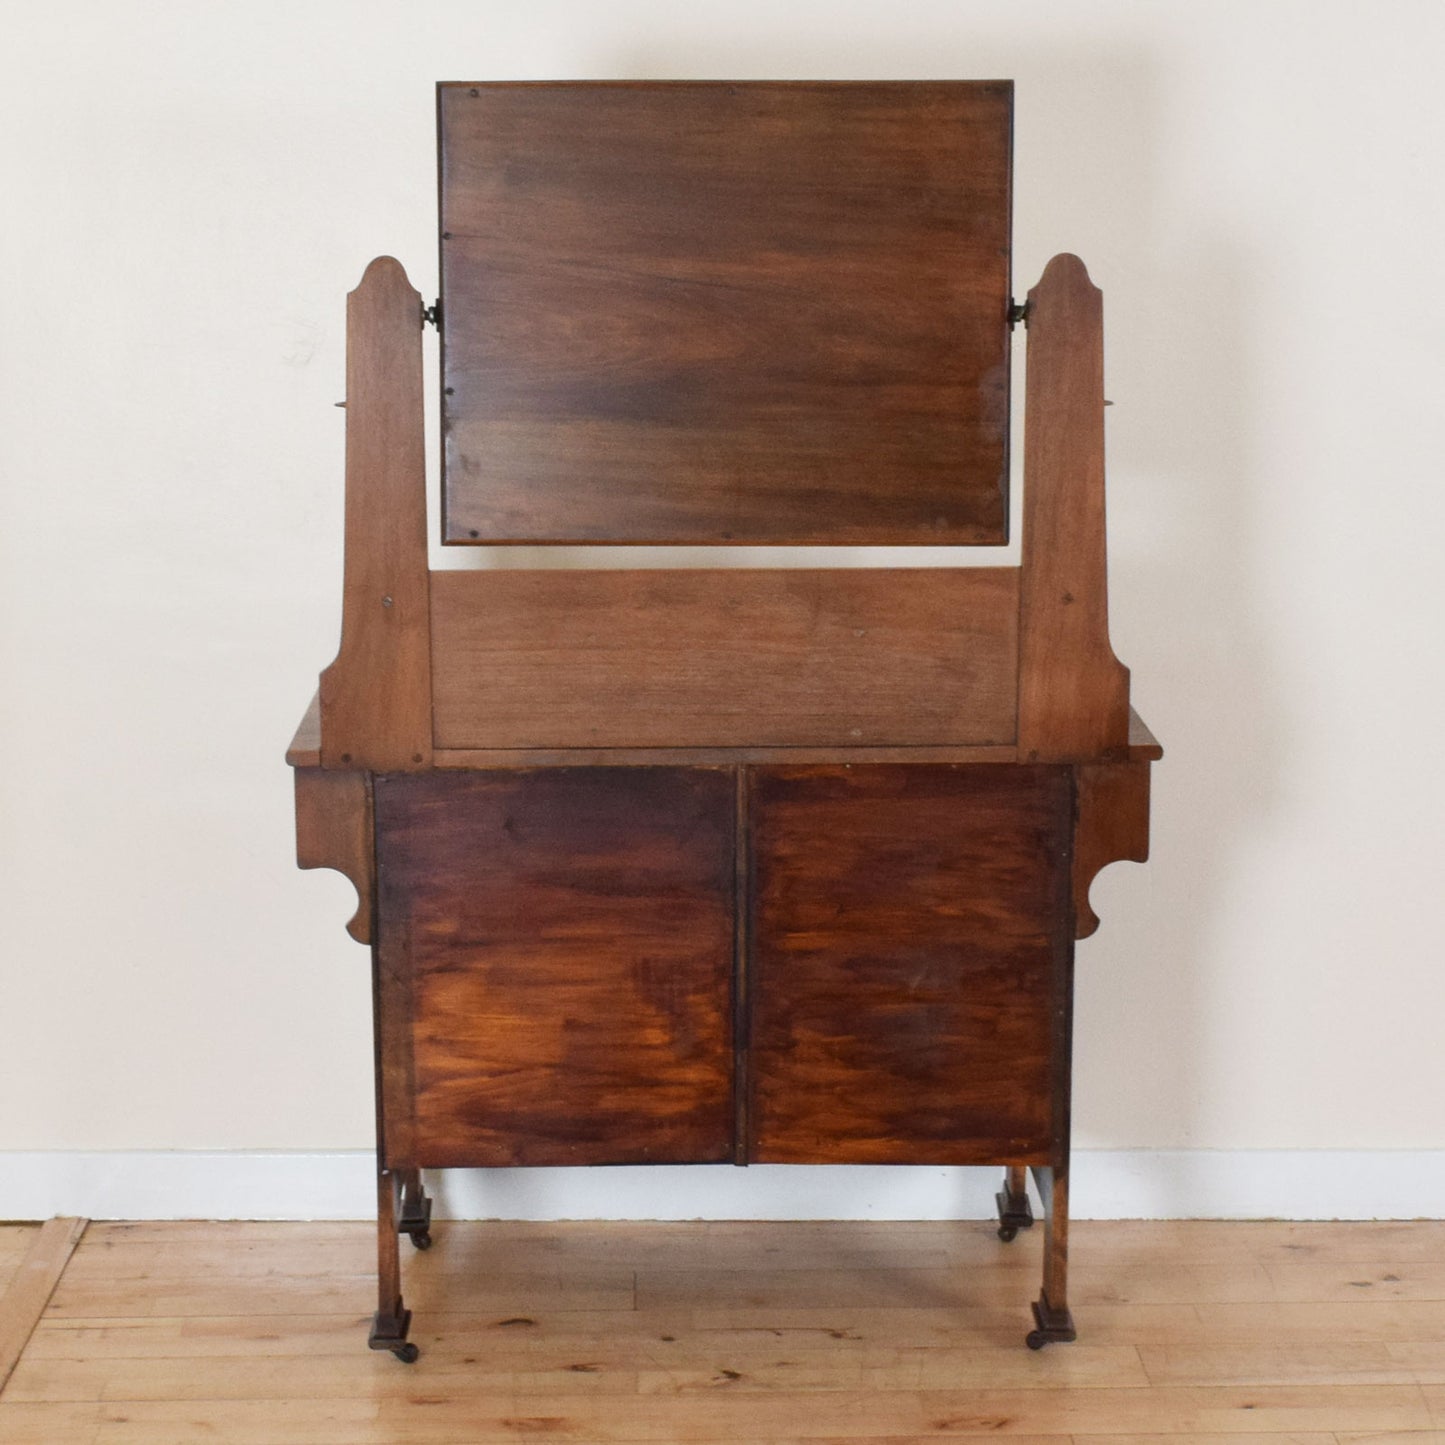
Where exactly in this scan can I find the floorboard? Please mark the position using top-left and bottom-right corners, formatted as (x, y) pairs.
(0, 1218), (86, 1391)
(1, 1219), (1442, 1443)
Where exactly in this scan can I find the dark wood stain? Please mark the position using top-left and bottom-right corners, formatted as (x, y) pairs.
(747, 765), (1071, 1164)
(375, 768), (735, 1167)
(438, 81), (1012, 545)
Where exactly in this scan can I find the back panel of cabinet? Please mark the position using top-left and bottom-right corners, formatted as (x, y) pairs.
(747, 764), (1072, 1164)
(374, 767), (736, 1168)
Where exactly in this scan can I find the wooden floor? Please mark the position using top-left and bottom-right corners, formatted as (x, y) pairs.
(0, 1218), (1442, 1443)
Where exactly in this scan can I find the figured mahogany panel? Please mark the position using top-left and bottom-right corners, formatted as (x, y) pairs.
(430, 567), (1020, 749)
(748, 765), (1072, 1164)
(374, 768), (735, 1168)
(438, 81), (1012, 544)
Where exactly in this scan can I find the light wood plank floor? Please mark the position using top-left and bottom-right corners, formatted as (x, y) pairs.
(0, 1225), (38, 1298)
(0, 1219), (1442, 1443)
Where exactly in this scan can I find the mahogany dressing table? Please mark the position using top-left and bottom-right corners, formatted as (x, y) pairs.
(287, 80), (1160, 1361)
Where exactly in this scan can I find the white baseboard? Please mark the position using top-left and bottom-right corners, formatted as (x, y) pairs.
(3, 1150), (1443, 1222)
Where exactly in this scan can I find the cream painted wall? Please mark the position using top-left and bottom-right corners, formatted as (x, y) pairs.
(1, 1), (1442, 1183)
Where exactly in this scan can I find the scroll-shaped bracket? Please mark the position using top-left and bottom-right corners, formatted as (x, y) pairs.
(319, 257), (432, 771)
(295, 768), (374, 944)
(1073, 758), (1151, 939)
(1018, 254), (1131, 761)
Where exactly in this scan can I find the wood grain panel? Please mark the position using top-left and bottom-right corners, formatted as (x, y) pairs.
(430, 567), (1020, 749)
(748, 765), (1071, 1164)
(317, 258), (431, 771)
(374, 768), (735, 1168)
(438, 81), (1012, 544)
(433, 745), (1022, 767)
(1017, 254), (1130, 760)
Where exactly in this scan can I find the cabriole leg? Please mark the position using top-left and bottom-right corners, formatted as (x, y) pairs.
(995, 1164), (1034, 1242)
(397, 1168), (433, 1250)
(1026, 1161), (1076, 1349)
(368, 1166), (419, 1363)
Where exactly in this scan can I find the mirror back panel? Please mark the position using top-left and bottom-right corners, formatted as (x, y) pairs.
(438, 80), (1013, 545)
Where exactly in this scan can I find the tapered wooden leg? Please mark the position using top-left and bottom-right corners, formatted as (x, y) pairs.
(1026, 1161), (1076, 1348)
(995, 1165), (1034, 1241)
(397, 1169), (433, 1250)
(368, 1166), (419, 1362)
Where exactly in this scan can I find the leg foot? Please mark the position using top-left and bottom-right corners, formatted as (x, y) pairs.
(1026, 1293), (1077, 1349)
(369, 1306), (419, 1363)
(374, 1167), (418, 1357)
(1023, 1162), (1075, 1348)
(995, 1166), (1034, 1242)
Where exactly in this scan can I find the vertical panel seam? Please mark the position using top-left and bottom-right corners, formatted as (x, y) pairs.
(733, 765), (751, 1164)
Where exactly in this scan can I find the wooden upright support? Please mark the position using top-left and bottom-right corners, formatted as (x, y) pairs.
(1018, 255), (1130, 761)
(319, 258), (432, 771)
